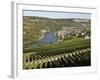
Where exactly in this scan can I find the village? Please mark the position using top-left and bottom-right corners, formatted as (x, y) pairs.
(56, 26), (90, 41)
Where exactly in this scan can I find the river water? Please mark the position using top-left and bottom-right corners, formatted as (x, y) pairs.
(40, 32), (57, 44)
(32, 32), (57, 48)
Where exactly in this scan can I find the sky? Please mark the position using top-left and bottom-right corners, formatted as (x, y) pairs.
(23, 10), (91, 19)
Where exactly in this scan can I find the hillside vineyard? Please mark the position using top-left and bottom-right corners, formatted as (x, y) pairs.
(23, 16), (91, 69)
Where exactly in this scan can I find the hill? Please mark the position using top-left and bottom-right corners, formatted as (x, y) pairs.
(23, 16), (91, 49)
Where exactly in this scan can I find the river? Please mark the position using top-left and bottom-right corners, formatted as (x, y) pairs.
(40, 32), (57, 44)
(32, 32), (57, 48)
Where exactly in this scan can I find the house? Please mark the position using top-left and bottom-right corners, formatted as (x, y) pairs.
(85, 35), (90, 39)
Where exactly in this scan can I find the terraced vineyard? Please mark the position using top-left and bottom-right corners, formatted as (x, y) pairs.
(23, 38), (91, 69)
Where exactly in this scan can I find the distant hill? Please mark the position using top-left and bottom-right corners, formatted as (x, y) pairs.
(23, 16), (91, 49)
(24, 16), (90, 31)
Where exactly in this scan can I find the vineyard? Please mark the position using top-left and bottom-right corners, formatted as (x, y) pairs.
(23, 38), (91, 69)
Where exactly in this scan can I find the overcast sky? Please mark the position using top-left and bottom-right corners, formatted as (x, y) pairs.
(23, 10), (91, 19)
